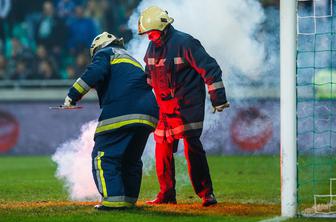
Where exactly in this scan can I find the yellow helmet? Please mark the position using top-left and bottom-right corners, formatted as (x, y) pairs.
(90, 32), (124, 57)
(138, 6), (174, 35)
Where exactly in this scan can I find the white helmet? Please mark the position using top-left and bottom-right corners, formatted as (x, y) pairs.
(138, 6), (174, 35)
(90, 32), (124, 57)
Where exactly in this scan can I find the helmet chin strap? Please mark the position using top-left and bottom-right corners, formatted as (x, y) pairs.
(148, 25), (171, 46)
(155, 26), (170, 46)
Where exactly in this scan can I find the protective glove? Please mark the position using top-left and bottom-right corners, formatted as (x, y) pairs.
(63, 96), (75, 107)
(212, 102), (230, 113)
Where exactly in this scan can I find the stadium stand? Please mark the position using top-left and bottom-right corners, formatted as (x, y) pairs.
(0, 0), (139, 81)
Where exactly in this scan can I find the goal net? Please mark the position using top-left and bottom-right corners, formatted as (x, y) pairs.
(296, 0), (336, 217)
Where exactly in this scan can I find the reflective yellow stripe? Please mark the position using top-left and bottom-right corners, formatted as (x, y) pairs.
(97, 152), (108, 197)
(111, 58), (144, 70)
(96, 119), (156, 134)
(102, 201), (134, 208)
(98, 114), (157, 127)
(73, 82), (86, 94)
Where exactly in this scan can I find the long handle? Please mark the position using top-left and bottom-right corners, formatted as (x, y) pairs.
(49, 105), (83, 110)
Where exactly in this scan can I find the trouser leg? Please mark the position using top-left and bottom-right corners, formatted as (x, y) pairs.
(155, 140), (178, 199)
(122, 127), (151, 199)
(183, 136), (213, 198)
(92, 131), (137, 206)
(92, 146), (124, 199)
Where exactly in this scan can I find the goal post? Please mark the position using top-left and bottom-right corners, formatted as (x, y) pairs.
(280, 0), (298, 217)
(283, 0), (336, 218)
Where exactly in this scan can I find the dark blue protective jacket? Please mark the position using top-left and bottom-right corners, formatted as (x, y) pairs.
(144, 26), (227, 140)
(68, 46), (159, 137)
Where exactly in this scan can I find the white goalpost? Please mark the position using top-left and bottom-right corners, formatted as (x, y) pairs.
(281, 0), (336, 218)
(280, 0), (298, 218)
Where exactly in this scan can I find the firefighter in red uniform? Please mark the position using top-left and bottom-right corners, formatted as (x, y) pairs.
(138, 6), (229, 207)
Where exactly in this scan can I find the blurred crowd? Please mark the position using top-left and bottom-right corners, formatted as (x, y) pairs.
(0, 0), (140, 80)
(0, 0), (279, 81)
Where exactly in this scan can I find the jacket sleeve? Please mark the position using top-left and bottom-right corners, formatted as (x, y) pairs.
(67, 50), (110, 103)
(184, 38), (227, 107)
(144, 51), (153, 88)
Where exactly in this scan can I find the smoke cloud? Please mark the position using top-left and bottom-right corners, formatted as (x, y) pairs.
(52, 121), (100, 200)
(53, 0), (274, 200)
(127, 0), (267, 81)
(127, 0), (274, 151)
(52, 121), (162, 200)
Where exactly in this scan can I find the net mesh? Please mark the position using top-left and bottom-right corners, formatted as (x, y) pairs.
(296, 0), (336, 217)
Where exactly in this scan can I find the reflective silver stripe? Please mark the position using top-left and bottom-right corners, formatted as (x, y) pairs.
(94, 152), (103, 194)
(147, 78), (152, 86)
(103, 196), (138, 203)
(155, 121), (203, 137)
(97, 114), (158, 128)
(208, 81), (224, 91)
(174, 57), (184, 65)
(112, 47), (128, 55)
(147, 58), (166, 67)
(170, 122), (203, 136)
(96, 114), (158, 134)
(113, 53), (133, 60)
(156, 59), (165, 67)
(76, 78), (91, 92)
(148, 58), (155, 65)
(154, 129), (164, 137)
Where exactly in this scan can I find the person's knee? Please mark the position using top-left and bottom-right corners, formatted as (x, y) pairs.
(184, 137), (205, 154)
(185, 136), (201, 144)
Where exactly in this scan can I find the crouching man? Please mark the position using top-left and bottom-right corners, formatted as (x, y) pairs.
(64, 32), (159, 210)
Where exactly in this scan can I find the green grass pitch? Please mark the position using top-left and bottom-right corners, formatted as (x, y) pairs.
(0, 156), (334, 222)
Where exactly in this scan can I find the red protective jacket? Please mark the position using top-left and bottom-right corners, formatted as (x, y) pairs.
(144, 26), (227, 143)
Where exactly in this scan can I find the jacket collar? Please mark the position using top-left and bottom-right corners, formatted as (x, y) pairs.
(153, 25), (174, 47)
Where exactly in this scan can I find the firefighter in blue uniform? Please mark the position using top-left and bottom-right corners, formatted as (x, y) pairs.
(63, 32), (159, 210)
(138, 6), (229, 207)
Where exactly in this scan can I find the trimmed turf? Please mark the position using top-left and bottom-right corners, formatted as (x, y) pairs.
(0, 155), (332, 221)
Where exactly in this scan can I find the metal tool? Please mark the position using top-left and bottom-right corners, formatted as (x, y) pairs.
(49, 105), (83, 110)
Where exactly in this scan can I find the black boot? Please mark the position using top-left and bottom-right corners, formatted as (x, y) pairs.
(202, 193), (217, 207)
(94, 203), (134, 211)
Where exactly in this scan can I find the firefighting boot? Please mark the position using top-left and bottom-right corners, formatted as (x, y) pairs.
(94, 202), (135, 211)
(202, 193), (217, 207)
(146, 197), (177, 205)
(94, 204), (128, 211)
(146, 192), (177, 205)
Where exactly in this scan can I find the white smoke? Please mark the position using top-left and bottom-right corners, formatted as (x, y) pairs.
(52, 0), (271, 200)
(52, 121), (157, 200)
(52, 121), (100, 200)
(127, 0), (267, 81)
(127, 0), (271, 151)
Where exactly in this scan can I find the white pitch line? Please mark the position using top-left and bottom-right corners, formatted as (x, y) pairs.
(258, 216), (289, 222)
